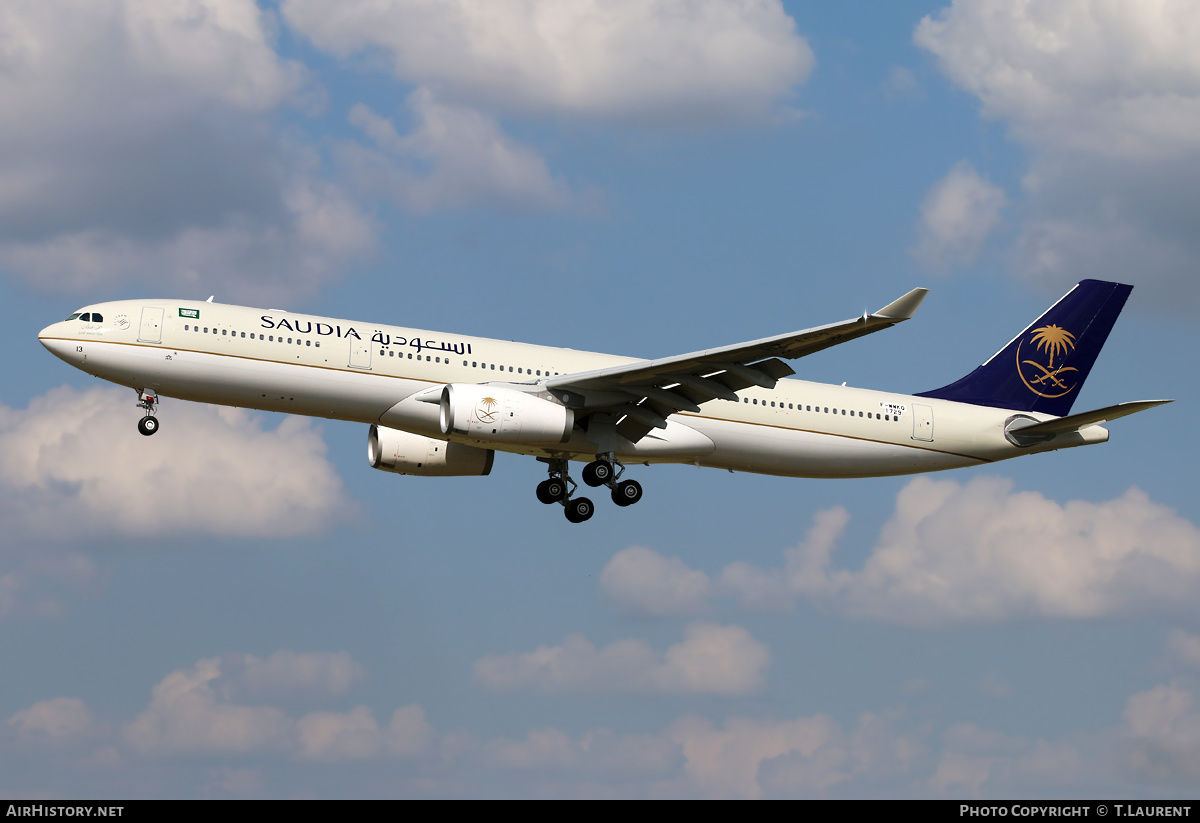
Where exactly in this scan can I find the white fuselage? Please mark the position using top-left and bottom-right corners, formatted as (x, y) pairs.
(38, 299), (1108, 478)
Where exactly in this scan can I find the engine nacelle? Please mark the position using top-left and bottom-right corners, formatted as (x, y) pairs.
(439, 384), (574, 445)
(367, 425), (494, 476)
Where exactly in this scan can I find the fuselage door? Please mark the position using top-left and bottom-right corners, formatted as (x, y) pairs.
(912, 403), (934, 442)
(349, 338), (372, 370)
(138, 307), (164, 343)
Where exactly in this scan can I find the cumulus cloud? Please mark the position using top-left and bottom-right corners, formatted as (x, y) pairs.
(295, 705), (432, 761)
(122, 652), (429, 761)
(123, 656), (293, 756)
(1124, 684), (1200, 784)
(0, 386), (352, 539)
(804, 476), (1200, 624)
(912, 161), (1007, 269)
(600, 546), (712, 616)
(473, 623), (769, 696)
(340, 93), (588, 213)
(8, 698), (96, 742)
(218, 651), (367, 701)
(915, 0), (1200, 305)
(928, 724), (1083, 796)
(282, 0), (813, 126)
(611, 476), (1200, 625)
(0, 0), (373, 302)
(668, 711), (919, 799)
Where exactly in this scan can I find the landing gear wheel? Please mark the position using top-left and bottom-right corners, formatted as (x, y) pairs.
(536, 479), (562, 504)
(138, 416), (159, 437)
(565, 497), (595, 523)
(581, 459), (614, 487)
(611, 479), (642, 507)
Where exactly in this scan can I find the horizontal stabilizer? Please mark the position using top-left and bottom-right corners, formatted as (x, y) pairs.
(1006, 400), (1172, 444)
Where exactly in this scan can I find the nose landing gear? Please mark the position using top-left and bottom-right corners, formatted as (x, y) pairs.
(136, 389), (160, 436)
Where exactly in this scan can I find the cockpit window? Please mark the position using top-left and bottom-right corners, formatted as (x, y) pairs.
(91, 313), (103, 323)
(65, 313), (81, 321)
(79, 313), (91, 321)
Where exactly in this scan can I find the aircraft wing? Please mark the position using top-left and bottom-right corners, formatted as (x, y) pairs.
(545, 287), (929, 442)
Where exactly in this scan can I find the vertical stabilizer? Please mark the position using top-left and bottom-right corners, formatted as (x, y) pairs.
(916, 280), (1132, 417)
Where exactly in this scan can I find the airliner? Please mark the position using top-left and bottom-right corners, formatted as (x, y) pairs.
(38, 279), (1168, 523)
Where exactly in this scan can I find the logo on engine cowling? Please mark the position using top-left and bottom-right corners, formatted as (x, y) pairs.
(476, 396), (499, 423)
(1017, 324), (1078, 399)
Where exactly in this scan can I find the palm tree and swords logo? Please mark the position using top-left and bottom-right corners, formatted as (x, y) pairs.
(1016, 324), (1078, 398)
(476, 396), (500, 424)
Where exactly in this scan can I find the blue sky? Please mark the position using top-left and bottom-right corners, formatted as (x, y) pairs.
(1, 0), (1198, 798)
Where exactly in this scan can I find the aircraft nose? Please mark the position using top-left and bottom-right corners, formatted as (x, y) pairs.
(38, 322), (74, 361)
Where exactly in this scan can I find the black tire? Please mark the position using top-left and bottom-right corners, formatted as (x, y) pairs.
(138, 416), (159, 436)
(536, 480), (558, 504)
(544, 478), (566, 501)
(565, 497), (594, 523)
(611, 479), (642, 507)
(582, 459), (613, 487)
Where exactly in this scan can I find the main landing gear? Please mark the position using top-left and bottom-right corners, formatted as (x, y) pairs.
(536, 455), (643, 524)
(136, 389), (160, 436)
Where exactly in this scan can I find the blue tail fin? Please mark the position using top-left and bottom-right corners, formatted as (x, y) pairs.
(916, 280), (1132, 417)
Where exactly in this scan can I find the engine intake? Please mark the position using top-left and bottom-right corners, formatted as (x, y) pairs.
(439, 384), (574, 445)
(368, 425), (494, 476)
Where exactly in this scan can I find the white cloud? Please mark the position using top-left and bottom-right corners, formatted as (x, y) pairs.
(668, 711), (918, 799)
(473, 623), (769, 696)
(807, 476), (1200, 624)
(282, 0), (813, 125)
(915, 0), (1200, 160)
(223, 651), (367, 701)
(912, 161), (1007, 269)
(122, 652), (429, 762)
(8, 698), (95, 741)
(915, 0), (1200, 304)
(599, 546), (712, 616)
(0, 386), (353, 539)
(614, 477), (1200, 625)
(1124, 684), (1200, 783)
(340, 93), (588, 213)
(927, 724), (1083, 796)
(124, 656), (293, 756)
(0, 0), (373, 302)
(295, 705), (433, 761)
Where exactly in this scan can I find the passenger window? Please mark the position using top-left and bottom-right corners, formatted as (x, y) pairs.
(222, 329), (227, 336)
(184, 325), (189, 331)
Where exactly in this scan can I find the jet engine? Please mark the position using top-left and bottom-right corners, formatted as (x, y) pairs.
(367, 425), (494, 476)
(439, 384), (574, 445)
